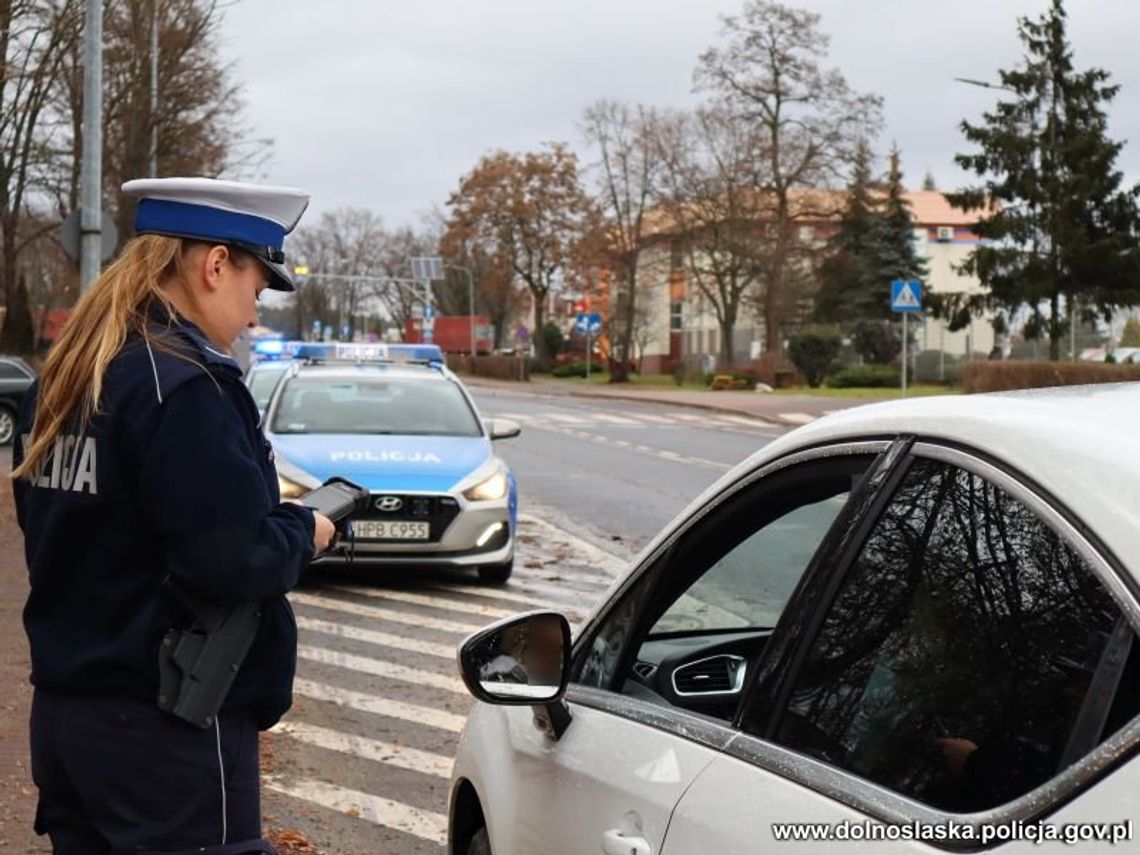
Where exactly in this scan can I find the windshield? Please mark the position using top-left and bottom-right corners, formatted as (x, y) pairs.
(247, 363), (289, 409)
(270, 375), (482, 436)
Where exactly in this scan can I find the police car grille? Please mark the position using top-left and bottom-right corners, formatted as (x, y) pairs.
(359, 495), (460, 541)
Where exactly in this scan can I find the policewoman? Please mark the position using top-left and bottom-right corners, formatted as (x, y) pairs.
(11, 178), (336, 854)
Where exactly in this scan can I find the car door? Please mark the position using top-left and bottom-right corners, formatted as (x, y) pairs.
(489, 445), (887, 855)
(661, 442), (1140, 853)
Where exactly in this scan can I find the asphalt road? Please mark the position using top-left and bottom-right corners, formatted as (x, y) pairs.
(470, 388), (782, 560)
(0, 395), (790, 854)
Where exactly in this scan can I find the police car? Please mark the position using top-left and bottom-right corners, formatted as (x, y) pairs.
(244, 341), (292, 413)
(259, 343), (520, 583)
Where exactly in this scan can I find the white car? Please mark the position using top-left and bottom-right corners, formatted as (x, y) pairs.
(450, 384), (1140, 854)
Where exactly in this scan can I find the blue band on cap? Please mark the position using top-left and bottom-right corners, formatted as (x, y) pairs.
(134, 198), (285, 250)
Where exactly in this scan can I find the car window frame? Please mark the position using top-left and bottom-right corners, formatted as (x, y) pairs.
(721, 440), (1140, 847)
(563, 439), (898, 751)
(0, 357), (33, 380)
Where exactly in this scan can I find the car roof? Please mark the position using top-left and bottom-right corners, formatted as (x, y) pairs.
(744, 383), (1140, 582)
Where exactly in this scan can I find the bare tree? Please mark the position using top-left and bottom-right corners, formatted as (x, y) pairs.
(655, 106), (774, 365)
(291, 207), (387, 339)
(696, 0), (881, 354)
(447, 143), (593, 367)
(580, 100), (663, 382)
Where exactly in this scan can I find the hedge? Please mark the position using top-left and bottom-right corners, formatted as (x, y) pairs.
(827, 365), (902, 388)
(961, 359), (1140, 393)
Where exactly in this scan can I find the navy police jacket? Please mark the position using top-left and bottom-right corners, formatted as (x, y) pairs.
(13, 315), (315, 729)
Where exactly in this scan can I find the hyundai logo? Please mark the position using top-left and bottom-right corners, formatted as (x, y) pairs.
(374, 496), (403, 512)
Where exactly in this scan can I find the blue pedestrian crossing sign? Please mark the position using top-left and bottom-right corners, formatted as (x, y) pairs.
(575, 312), (602, 334)
(891, 280), (923, 313)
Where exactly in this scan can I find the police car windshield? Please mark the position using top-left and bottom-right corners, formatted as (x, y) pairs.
(270, 376), (482, 437)
(247, 363), (289, 410)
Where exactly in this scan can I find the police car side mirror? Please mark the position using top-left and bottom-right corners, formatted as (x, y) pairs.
(458, 611), (571, 705)
(486, 418), (521, 441)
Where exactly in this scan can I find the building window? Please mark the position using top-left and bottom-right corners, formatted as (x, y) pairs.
(798, 225), (814, 243)
(670, 300), (683, 332)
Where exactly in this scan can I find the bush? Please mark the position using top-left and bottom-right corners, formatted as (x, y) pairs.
(550, 359), (592, 378)
(542, 322), (564, 359)
(961, 359), (1140, 392)
(853, 320), (902, 364)
(788, 326), (842, 388)
(827, 364), (901, 388)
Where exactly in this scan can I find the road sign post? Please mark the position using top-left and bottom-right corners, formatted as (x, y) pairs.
(891, 280), (924, 396)
(575, 313), (602, 381)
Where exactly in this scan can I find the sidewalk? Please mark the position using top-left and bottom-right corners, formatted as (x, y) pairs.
(463, 375), (893, 427)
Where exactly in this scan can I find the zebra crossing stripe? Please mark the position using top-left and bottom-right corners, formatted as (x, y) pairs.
(545, 413), (590, 424)
(326, 584), (516, 620)
(291, 591), (481, 635)
(295, 615), (455, 659)
(271, 720), (454, 779)
(297, 645), (469, 695)
(263, 776), (447, 845)
(591, 414), (642, 425)
(429, 583), (557, 611)
(292, 678), (468, 733)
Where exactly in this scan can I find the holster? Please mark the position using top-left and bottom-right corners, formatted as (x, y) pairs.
(157, 590), (263, 729)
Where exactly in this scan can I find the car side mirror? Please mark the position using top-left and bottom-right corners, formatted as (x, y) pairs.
(458, 611), (571, 705)
(486, 418), (521, 441)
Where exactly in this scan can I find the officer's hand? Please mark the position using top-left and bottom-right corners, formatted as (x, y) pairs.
(312, 512), (336, 554)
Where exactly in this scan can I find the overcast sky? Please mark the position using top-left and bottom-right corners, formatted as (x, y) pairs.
(219, 0), (1140, 231)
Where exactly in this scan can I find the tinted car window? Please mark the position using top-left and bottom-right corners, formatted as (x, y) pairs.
(577, 456), (872, 700)
(650, 495), (848, 635)
(773, 457), (1138, 812)
(271, 376), (482, 437)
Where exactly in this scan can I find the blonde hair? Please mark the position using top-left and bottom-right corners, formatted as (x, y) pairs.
(12, 235), (198, 481)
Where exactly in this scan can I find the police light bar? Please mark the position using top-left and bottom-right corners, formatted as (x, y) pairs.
(284, 342), (445, 364)
(251, 339), (286, 358)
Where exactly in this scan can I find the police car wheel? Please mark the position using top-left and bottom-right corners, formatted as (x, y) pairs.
(0, 404), (14, 446)
(467, 827), (492, 855)
(477, 559), (513, 585)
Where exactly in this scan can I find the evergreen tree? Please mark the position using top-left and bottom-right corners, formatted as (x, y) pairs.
(875, 146), (929, 307)
(816, 144), (926, 323)
(949, 0), (1140, 360)
(815, 139), (880, 321)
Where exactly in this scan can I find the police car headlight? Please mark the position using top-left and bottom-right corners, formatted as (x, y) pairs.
(278, 473), (307, 500)
(463, 469), (508, 502)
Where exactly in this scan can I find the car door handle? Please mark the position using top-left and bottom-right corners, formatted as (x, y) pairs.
(602, 828), (652, 855)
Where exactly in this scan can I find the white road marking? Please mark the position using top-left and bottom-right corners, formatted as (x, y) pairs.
(778, 412), (816, 425)
(592, 414), (643, 426)
(622, 412), (674, 424)
(518, 512), (626, 576)
(325, 584), (515, 621)
(291, 591), (480, 635)
(668, 412), (709, 422)
(429, 583), (557, 611)
(297, 645), (469, 695)
(292, 678), (467, 733)
(295, 616), (454, 659)
(545, 413), (590, 424)
(263, 776), (447, 845)
(272, 720), (454, 779)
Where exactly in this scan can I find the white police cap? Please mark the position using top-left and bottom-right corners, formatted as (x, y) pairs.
(121, 177), (310, 291)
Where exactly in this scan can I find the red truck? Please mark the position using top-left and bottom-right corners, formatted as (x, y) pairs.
(404, 315), (494, 354)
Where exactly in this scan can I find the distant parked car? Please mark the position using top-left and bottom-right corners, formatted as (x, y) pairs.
(0, 356), (35, 445)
